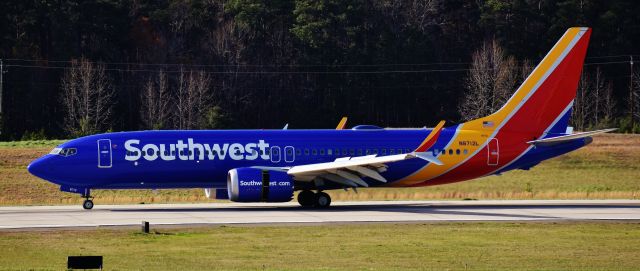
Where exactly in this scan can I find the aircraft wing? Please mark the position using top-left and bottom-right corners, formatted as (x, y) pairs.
(282, 120), (446, 188)
(287, 152), (441, 187)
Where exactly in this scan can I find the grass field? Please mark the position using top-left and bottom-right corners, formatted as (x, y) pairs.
(0, 222), (638, 270)
(1, 134), (639, 205)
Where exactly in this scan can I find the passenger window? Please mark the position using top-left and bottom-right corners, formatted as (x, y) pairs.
(342, 149), (347, 155)
(320, 149), (325, 155)
(456, 149), (460, 155)
(349, 149), (355, 155)
(373, 149), (378, 155)
(312, 149), (318, 155)
(296, 149), (301, 156)
(397, 149), (403, 154)
(334, 149), (340, 155)
(448, 149), (453, 155)
(381, 149), (387, 155)
(148, 149), (155, 156)
(366, 149), (371, 155)
(327, 149), (333, 155)
(357, 149), (363, 156)
(463, 149), (469, 155)
(389, 149), (395, 154)
(304, 149), (309, 156)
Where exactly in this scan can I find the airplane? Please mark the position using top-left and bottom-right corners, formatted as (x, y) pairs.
(28, 27), (615, 210)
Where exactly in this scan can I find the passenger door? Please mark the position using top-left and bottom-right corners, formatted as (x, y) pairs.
(97, 139), (112, 168)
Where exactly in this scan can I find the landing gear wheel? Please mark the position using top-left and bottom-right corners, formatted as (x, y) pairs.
(315, 192), (331, 208)
(82, 199), (94, 210)
(297, 190), (315, 207)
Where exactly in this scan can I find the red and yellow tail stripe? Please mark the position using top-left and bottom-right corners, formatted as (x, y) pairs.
(395, 27), (591, 186)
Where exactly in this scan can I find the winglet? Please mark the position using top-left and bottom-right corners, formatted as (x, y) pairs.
(414, 120), (446, 152)
(411, 152), (443, 165)
(336, 117), (348, 130)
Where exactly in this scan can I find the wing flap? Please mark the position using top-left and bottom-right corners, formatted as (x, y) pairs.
(346, 165), (387, 183)
(287, 154), (410, 176)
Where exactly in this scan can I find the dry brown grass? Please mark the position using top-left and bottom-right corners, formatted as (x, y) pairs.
(1, 133), (639, 205)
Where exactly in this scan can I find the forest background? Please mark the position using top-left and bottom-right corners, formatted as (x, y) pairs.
(1, 0), (640, 140)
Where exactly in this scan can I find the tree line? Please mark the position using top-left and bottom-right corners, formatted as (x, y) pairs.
(1, 0), (640, 140)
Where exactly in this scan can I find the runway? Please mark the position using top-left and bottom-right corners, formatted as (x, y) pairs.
(0, 200), (639, 229)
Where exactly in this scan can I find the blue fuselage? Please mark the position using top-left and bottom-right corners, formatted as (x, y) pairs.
(27, 127), (589, 193)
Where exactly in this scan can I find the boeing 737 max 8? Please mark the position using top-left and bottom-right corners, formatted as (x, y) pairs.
(28, 27), (614, 209)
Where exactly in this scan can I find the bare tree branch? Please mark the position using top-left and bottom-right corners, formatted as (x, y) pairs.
(140, 71), (170, 129)
(60, 58), (115, 136)
(174, 69), (213, 129)
(459, 39), (521, 121)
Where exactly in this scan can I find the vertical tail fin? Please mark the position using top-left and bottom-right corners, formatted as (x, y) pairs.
(468, 27), (591, 136)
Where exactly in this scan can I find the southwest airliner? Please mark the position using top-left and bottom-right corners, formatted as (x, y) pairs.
(28, 27), (614, 210)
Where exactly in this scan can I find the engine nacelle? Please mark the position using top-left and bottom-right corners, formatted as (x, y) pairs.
(227, 168), (294, 202)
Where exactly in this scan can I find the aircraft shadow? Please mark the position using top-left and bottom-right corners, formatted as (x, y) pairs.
(109, 203), (640, 220)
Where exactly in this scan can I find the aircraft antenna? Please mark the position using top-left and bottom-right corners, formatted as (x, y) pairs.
(0, 59), (4, 135)
(631, 55), (635, 128)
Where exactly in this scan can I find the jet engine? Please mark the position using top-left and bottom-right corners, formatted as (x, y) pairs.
(227, 168), (294, 202)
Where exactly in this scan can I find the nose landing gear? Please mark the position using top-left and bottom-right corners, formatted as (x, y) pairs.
(82, 199), (94, 210)
(81, 189), (94, 210)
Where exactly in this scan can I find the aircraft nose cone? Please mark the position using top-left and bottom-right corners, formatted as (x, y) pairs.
(27, 156), (50, 179)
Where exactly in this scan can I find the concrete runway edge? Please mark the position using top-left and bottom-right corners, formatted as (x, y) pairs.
(0, 200), (639, 229)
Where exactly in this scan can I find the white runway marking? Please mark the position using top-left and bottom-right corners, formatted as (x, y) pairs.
(0, 200), (639, 229)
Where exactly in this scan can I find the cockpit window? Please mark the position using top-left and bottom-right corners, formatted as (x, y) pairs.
(50, 147), (77, 157)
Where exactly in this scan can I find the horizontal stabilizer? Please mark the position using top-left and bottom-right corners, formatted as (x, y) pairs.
(527, 128), (617, 146)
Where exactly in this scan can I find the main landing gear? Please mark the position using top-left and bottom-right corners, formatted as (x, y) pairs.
(297, 190), (331, 208)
